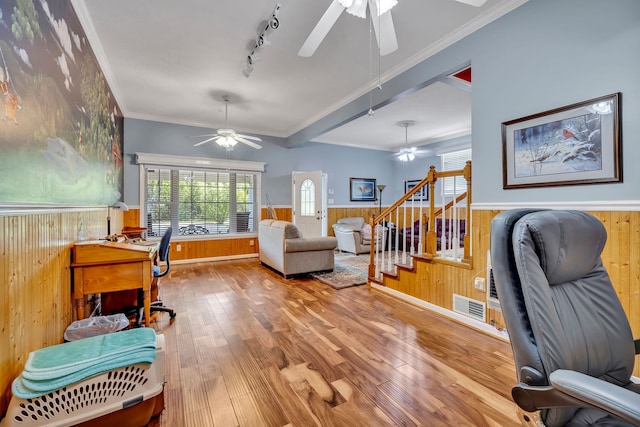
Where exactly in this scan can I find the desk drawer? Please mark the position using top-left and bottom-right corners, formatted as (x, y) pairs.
(79, 262), (148, 294)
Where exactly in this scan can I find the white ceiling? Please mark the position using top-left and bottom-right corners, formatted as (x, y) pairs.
(72, 0), (526, 152)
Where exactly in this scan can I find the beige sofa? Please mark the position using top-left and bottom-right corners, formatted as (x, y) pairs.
(332, 217), (386, 254)
(258, 219), (337, 278)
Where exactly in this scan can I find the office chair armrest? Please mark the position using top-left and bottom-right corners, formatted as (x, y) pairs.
(549, 369), (640, 425)
(635, 338), (640, 355)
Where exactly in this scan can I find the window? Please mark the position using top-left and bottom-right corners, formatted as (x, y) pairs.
(441, 148), (471, 196)
(299, 179), (315, 216)
(136, 153), (264, 237)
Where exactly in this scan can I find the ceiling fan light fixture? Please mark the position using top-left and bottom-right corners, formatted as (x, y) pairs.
(192, 96), (262, 150)
(339, 0), (366, 17)
(298, 0), (398, 57)
(339, 0), (397, 18)
(376, 0), (398, 16)
(397, 120), (416, 162)
(455, 0), (487, 6)
(216, 135), (238, 150)
(398, 152), (414, 162)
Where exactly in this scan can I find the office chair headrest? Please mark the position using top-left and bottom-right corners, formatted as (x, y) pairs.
(514, 210), (607, 286)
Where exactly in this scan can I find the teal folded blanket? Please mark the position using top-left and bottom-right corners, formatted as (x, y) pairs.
(12, 328), (157, 399)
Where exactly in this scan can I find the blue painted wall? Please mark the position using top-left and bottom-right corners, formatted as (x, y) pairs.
(124, 118), (398, 206)
(469, 0), (639, 203)
(124, 0), (640, 208)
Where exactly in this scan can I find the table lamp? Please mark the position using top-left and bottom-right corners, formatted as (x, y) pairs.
(107, 201), (129, 236)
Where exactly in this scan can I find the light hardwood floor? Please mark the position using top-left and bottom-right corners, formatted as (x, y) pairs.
(147, 258), (521, 427)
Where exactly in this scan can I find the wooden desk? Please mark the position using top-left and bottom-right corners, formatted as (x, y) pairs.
(71, 240), (159, 327)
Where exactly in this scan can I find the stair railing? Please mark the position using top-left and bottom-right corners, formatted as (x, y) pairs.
(368, 161), (471, 282)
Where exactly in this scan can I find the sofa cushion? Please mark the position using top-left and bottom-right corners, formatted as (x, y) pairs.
(266, 220), (303, 239)
(283, 223), (302, 239)
(360, 223), (372, 244)
(285, 237), (337, 253)
(337, 217), (365, 229)
(333, 223), (361, 233)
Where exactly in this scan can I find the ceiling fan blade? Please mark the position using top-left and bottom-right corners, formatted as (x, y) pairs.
(454, 0), (487, 6)
(370, 7), (398, 56)
(298, 0), (345, 57)
(190, 133), (217, 138)
(234, 136), (262, 149)
(193, 136), (218, 147)
(236, 133), (262, 142)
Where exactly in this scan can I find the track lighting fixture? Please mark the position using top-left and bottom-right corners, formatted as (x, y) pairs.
(243, 3), (281, 78)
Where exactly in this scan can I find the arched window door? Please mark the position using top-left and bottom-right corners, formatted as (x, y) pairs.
(292, 171), (327, 237)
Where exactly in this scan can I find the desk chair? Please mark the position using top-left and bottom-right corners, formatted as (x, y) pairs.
(135, 227), (176, 325)
(490, 209), (640, 426)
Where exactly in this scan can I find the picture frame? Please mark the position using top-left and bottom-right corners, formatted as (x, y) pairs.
(501, 92), (621, 189)
(405, 179), (428, 201)
(350, 178), (377, 201)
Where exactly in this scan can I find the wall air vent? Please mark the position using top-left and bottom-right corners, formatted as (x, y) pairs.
(453, 294), (486, 322)
(487, 250), (501, 312)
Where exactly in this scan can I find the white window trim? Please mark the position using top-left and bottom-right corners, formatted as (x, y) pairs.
(136, 153), (264, 239)
(440, 146), (471, 197)
(135, 152), (265, 172)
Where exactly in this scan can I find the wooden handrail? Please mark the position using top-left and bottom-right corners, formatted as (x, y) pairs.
(368, 161), (472, 283)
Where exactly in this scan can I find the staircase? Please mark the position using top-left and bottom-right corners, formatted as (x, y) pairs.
(368, 161), (472, 284)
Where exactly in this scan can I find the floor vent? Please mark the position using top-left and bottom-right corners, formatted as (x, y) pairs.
(453, 294), (486, 322)
(487, 250), (501, 312)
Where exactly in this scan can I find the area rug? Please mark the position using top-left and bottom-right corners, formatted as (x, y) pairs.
(309, 252), (369, 290)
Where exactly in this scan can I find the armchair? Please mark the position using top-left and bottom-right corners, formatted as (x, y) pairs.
(332, 217), (385, 254)
(490, 209), (640, 426)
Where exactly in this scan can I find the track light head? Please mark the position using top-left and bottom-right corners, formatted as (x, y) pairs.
(256, 35), (271, 48)
(242, 3), (282, 78)
(242, 64), (253, 78)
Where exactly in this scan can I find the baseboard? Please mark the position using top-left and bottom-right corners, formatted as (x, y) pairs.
(370, 282), (510, 341)
(172, 253), (259, 265)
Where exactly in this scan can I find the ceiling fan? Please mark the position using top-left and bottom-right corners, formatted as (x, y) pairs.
(395, 120), (433, 161)
(298, 0), (487, 58)
(192, 96), (262, 151)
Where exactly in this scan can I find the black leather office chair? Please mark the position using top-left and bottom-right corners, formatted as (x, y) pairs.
(135, 227), (176, 325)
(490, 209), (640, 426)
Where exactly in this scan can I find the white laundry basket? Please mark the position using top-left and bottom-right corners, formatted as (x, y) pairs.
(1, 335), (165, 427)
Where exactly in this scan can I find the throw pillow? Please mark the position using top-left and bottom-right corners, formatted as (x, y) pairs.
(361, 223), (372, 243)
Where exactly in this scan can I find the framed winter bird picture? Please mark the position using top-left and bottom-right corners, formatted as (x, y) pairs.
(501, 93), (621, 189)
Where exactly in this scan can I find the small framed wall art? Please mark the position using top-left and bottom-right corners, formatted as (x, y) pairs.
(405, 180), (428, 201)
(350, 177), (376, 201)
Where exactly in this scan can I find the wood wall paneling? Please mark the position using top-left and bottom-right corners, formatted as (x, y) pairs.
(2, 207), (640, 418)
(379, 209), (640, 377)
(260, 207), (292, 223)
(0, 208), (119, 416)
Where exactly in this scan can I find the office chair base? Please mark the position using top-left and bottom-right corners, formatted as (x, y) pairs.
(516, 407), (544, 427)
(152, 305), (176, 319)
(129, 301), (176, 326)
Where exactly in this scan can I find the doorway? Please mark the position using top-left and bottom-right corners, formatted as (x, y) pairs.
(292, 171), (327, 237)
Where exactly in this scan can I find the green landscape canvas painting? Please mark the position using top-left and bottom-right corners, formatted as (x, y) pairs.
(0, 0), (124, 206)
